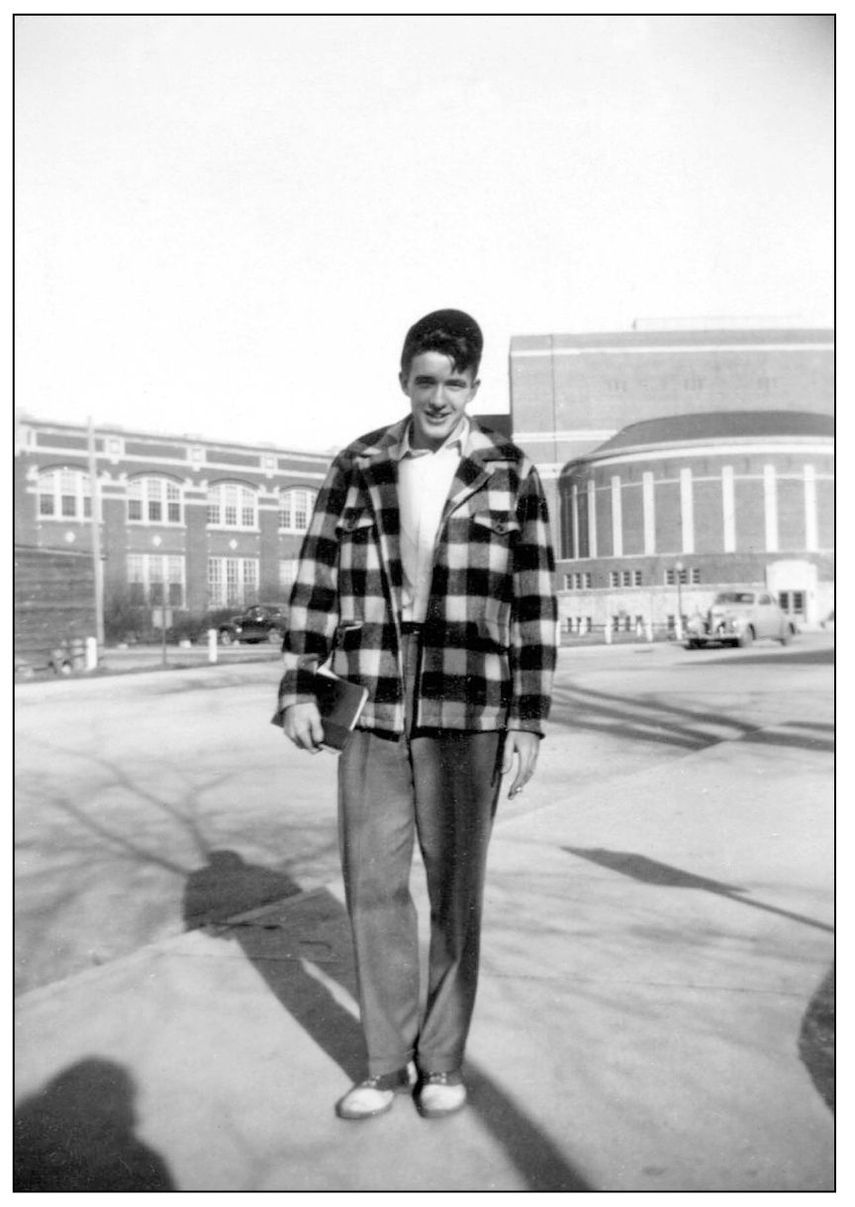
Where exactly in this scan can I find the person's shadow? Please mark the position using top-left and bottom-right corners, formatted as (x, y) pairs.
(14, 1058), (175, 1191)
(182, 850), (592, 1189)
(182, 850), (367, 1083)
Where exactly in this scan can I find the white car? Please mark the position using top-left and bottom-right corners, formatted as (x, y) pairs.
(686, 591), (796, 649)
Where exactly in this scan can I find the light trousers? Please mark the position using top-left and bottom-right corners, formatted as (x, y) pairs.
(337, 633), (503, 1076)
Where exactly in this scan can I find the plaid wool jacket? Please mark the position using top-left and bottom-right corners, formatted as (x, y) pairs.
(275, 416), (557, 735)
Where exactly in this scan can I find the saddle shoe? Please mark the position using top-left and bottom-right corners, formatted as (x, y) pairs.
(335, 1067), (412, 1121)
(414, 1070), (467, 1119)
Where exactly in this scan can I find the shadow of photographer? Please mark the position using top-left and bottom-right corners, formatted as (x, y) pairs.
(14, 1057), (175, 1191)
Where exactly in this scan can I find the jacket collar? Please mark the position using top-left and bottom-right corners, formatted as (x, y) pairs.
(355, 415), (512, 470)
(352, 416), (516, 626)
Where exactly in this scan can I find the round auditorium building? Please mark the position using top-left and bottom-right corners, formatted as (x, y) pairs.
(555, 410), (833, 637)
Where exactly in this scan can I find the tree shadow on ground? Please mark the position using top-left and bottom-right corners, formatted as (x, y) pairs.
(548, 681), (833, 755)
(698, 646), (834, 668)
(14, 1057), (175, 1191)
(184, 849), (592, 1191)
(564, 847), (834, 934)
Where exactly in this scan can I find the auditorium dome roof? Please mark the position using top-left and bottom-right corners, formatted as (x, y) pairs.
(589, 410), (833, 458)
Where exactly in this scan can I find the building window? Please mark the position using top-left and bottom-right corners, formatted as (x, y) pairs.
(566, 571), (593, 590)
(278, 488), (317, 533)
(126, 554), (185, 607)
(609, 568), (642, 588)
(279, 558), (298, 592)
(36, 468), (92, 520)
(207, 557), (259, 607)
(206, 483), (258, 529)
(779, 591), (805, 617)
(128, 476), (183, 525)
(665, 567), (696, 586)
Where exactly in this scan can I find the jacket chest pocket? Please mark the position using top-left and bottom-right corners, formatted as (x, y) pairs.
(470, 510), (521, 541)
(336, 510), (376, 543)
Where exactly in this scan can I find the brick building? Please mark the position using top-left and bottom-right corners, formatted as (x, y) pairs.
(14, 416), (331, 625)
(508, 326), (834, 634)
(14, 324), (835, 647)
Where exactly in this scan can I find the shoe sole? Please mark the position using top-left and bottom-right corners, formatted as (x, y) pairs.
(335, 1083), (411, 1121)
(415, 1095), (468, 1119)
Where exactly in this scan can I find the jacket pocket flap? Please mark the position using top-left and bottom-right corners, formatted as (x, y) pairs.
(336, 511), (375, 534)
(471, 511), (520, 536)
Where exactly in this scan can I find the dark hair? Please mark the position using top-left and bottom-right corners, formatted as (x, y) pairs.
(400, 309), (483, 378)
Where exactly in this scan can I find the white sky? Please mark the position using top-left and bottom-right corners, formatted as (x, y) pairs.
(14, 12), (834, 453)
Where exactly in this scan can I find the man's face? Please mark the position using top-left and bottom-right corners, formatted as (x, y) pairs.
(400, 350), (480, 451)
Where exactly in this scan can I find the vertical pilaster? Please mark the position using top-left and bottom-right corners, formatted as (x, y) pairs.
(587, 478), (597, 559)
(611, 475), (623, 558)
(643, 471), (655, 555)
(722, 465), (736, 553)
(680, 467), (694, 554)
(804, 463), (818, 551)
(763, 464), (779, 552)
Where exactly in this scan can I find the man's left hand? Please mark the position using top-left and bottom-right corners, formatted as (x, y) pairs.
(502, 730), (541, 799)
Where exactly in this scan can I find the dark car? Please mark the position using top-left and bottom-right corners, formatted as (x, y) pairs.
(217, 603), (288, 645)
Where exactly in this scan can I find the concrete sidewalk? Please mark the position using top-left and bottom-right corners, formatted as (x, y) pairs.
(14, 730), (834, 1191)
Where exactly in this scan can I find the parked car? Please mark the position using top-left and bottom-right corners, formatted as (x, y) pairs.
(217, 603), (288, 645)
(685, 591), (796, 649)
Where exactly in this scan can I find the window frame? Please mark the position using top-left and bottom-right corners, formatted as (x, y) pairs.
(278, 487), (318, 534)
(207, 556), (260, 608)
(125, 552), (186, 607)
(36, 467), (92, 521)
(206, 482), (259, 531)
(127, 475), (184, 526)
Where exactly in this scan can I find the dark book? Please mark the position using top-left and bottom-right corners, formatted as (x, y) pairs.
(272, 670), (368, 752)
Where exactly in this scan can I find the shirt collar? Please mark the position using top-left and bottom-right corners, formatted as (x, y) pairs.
(393, 414), (470, 461)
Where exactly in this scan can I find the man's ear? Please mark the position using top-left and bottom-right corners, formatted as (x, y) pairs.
(398, 371), (408, 394)
(469, 378), (481, 400)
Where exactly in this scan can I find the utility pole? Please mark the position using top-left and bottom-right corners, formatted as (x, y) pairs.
(87, 417), (105, 646)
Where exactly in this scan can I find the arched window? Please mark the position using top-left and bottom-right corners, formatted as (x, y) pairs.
(278, 487), (317, 533)
(206, 482), (258, 529)
(128, 475), (183, 525)
(37, 468), (91, 520)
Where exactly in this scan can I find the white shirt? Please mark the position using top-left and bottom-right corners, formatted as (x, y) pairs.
(396, 417), (468, 623)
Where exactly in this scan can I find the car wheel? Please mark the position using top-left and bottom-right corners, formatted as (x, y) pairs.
(218, 629), (235, 646)
(737, 627), (754, 649)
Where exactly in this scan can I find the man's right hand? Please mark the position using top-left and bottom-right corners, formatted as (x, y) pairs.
(282, 701), (324, 753)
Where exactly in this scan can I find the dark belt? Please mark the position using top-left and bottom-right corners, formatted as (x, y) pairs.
(400, 621), (424, 635)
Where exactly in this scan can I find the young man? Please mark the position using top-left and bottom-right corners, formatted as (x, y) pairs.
(276, 309), (557, 1120)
